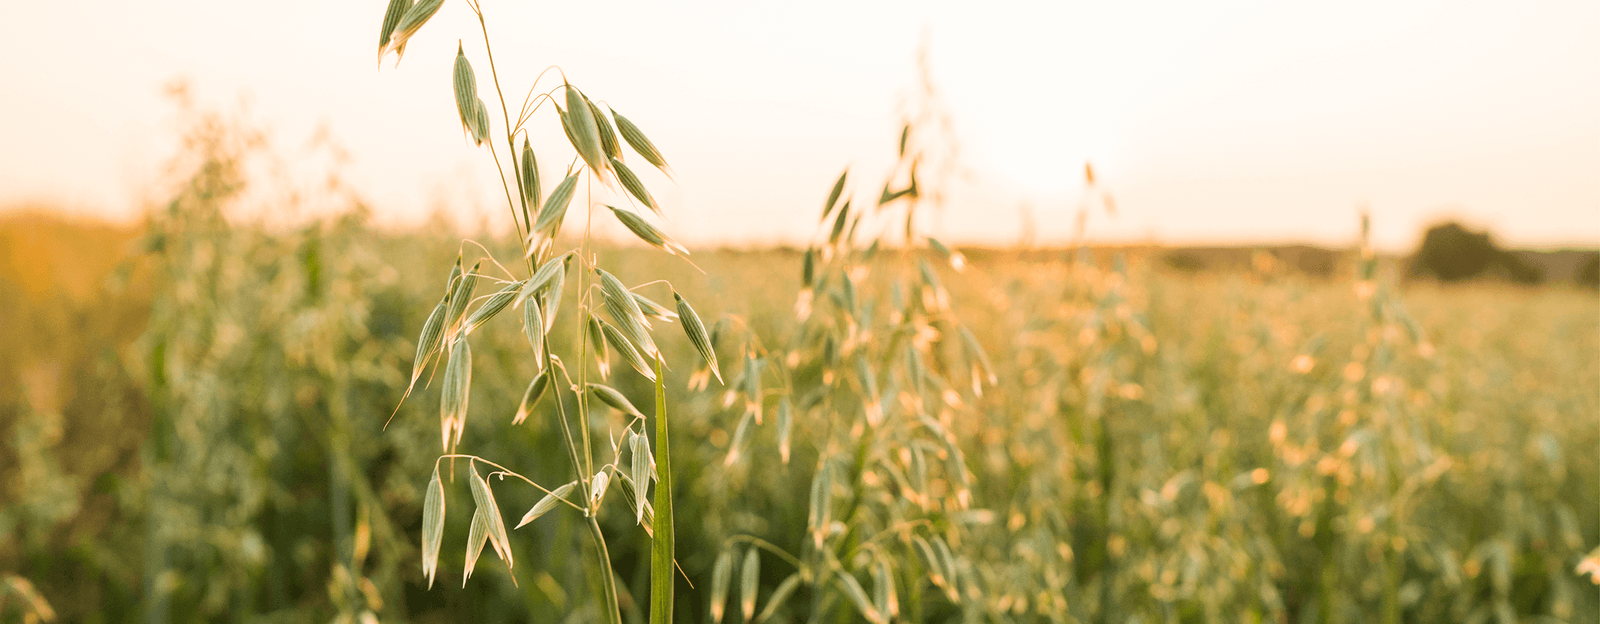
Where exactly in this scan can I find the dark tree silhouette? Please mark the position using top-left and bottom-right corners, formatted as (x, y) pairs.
(1576, 253), (1599, 289)
(1407, 222), (1543, 284)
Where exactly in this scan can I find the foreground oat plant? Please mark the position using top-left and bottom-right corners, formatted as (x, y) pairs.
(377, 3), (706, 623)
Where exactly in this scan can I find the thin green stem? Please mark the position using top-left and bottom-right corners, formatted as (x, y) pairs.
(518, 66), (569, 124)
(468, 0), (532, 267)
(543, 336), (593, 506)
(434, 454), (588, 514)
(724, 536), (804, 570)
(485, 144), (527, 248)
(587, 517), (624, 624)
(576, 174), (596, 481)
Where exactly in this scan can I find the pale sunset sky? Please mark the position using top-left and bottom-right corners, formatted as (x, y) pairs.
(1, 0), (1595, 251)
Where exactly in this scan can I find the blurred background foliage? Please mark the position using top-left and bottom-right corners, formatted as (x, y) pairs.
(0, 104), (1595, 624)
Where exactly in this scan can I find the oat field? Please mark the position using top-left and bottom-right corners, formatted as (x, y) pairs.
(1, 17), (1596, 617)
(1, 141), (1595, 623)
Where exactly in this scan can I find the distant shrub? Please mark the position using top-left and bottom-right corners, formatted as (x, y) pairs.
(1577, 253), (1599, 289)
(1407, 221), (1543, 284)
(1163, 252), (1205, 273)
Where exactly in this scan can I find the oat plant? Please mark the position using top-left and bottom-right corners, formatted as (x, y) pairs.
(377, 3), (713, 623)
(696, 102), (1005, 622)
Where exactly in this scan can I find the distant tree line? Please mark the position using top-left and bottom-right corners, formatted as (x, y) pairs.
(1407, 221), (1599, 288)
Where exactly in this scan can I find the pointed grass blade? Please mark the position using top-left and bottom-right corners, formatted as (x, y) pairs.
(673, 292), (720, 383)
(532, 173), (579, 245)
(522, 299), (546, 372)
(808, 460), (833, 547)
(584, 313), (611, 378)
(633, 292), (677, 324)
(422, 465), (445, 589)
(604, 321), (657, 382)
(472, 98), (491, 146)
(468, 464), (512, 570)
(610, 157), (660, 216)
(743, 353), (763, 424)
(588, 97), (621, 160)
(409, 296), (447, 390)
(519, 252), (572, 300)
(610, 106), (668, 171)
(563, 85), (606, 176)
(596, 268), (659, 357)
(440, 337), (472, 452)
(445, 261), (481, 336)
(873, 560), (898, 618)
(724, 407), (755, 467)
(710, 550), (733, 623)
(740, 547), (760, 621)
(932, 537), (960, 600)
(517, 480), (576, 528)
(589, 470), (611, 509)
(649, 353), (676, 624)
(463, 281), (522, 335)
(587, 383), (644, 419)
(463, 507), (489, 585)
(801, 248), (815, 288)
(520, 137), (541, 211)
(384, 0), (442, 63)
(821, 168), (847, 222)
(828, 200), (851, 245)
(541, 258), (567, 331)
(958, 325), (997, 387)
(453, 45), (480, 143)
(513, 370), (549, 425)
(836, 571), (885, 624)
(377, 0), (413, 61)
(911, 536), (948, 592)
(776, 397), (793, 464)
(753, 573), (800, 624)
(630, 431), (652, 524)
(608, 205), (686, 255)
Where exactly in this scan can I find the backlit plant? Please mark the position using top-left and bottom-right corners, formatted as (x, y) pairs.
(377, 2), (714, 623)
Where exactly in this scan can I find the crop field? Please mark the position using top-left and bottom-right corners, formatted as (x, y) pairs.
(1, 5), (1597, 622)
(0, 131), (1596, 624)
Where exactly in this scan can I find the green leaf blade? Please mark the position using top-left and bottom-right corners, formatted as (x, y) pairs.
(649, 353), (675, 624)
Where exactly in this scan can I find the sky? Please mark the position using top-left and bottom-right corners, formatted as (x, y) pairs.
(1, 0), (1595, 251)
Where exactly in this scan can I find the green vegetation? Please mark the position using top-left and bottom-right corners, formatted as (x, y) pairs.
(0, 8), (1596, 622)
(2, 128), (1596, 622)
